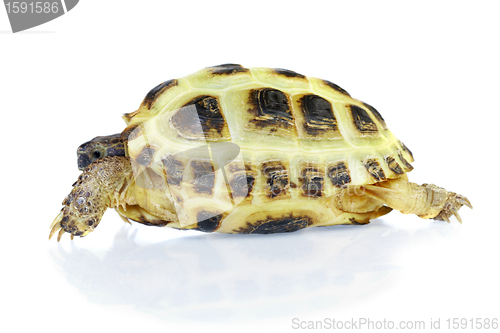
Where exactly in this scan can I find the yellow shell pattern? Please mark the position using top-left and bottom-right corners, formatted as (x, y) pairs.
(121, 64), (414, 233)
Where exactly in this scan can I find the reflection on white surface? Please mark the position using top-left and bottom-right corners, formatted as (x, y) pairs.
(49, 220), (456, 323)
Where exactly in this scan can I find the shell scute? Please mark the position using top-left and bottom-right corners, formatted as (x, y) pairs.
(171, 95), (231, 141)
(294, 93), (343, 141)
(350, 104), (381, 135)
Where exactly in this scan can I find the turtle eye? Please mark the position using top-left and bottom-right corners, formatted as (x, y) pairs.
(91, 150), (102, 160)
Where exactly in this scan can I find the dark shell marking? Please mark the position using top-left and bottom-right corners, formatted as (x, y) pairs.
(400, 141), (414, 160)
(398, 150), (414, 171)
(364, 158), (386, 181)
(350, 105), (379, 134)
(194, 211), (223, 232)
(224, 162), (256, 199)
(273, 68), (306, 79)
(385, 155), (404, 175)
(141, 79), (178, 109)
(234, 215), (313, 234)
(208, 64), (249, 75)
(161, 154), (184, 186)
(190, 160), (215, 194)
(229, 171), (255, 198)
(300, 166), (324, 198)
(322, 80), (351, 97)
(261, 161), (289, 198)
(363, 102), (387, 129)
(176, 95), (227, 138)
(327, 162), (352, 187)
(300, 94), (338, 135)
(136, 146), (156, 167)
(249, 88), (294, 128)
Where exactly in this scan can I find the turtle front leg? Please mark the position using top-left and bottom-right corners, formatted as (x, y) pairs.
(357, 178), (472, 222)
(49, 156), (133, 241)
(431, 191), (473, 223)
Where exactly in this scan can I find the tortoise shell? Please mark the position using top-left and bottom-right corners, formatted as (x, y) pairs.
(120, 64), (414, 230)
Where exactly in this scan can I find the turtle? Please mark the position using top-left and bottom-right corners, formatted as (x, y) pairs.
(49, 64), (472, 241)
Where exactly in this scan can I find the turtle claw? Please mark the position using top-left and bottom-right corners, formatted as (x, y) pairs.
(49, 222), (61, 240)
(49, 211), (75, 242)
(49, 211), (63, 240)
(451, 209), (462, 224)
(458, 196), (473, 210)
(434, 192), (472, 223)
(57, 228), (66, 242)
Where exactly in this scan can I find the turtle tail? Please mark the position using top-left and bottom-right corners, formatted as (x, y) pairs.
(49, 156), (133, 241)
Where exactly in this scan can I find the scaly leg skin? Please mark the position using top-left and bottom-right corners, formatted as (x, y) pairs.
(432, 191), (472, 223)
(49, 156), (133, 241)
(358, 178), (472, 223)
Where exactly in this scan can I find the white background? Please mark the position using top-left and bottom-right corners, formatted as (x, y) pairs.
(1, 1), (499, 332)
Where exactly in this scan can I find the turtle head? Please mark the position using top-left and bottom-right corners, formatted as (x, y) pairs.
(77, 134), (126, 170)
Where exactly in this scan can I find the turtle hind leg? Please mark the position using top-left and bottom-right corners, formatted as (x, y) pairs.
(49, 156), (133, 241)
(362, 178), (472, 223)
